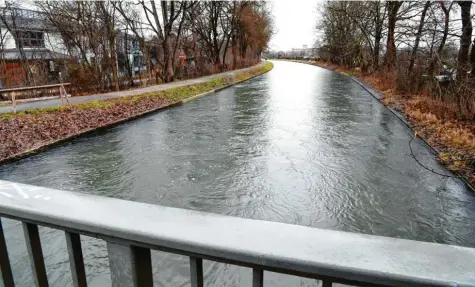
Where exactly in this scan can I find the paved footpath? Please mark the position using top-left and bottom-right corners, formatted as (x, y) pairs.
(0, 63), (265, 113)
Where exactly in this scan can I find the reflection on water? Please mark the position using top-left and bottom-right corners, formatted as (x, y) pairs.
(1, 61), (474, 286)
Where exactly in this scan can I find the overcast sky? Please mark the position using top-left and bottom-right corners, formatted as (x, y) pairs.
(269, 0), (319, 52)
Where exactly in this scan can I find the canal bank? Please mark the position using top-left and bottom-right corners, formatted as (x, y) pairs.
(0, 62), (273, 165)
(284, 60), (475, 191)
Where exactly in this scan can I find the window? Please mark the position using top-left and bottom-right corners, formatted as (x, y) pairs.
(17, 31), (45, 48)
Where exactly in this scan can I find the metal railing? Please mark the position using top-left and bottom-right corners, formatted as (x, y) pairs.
(0, 180), (474, 287)
(0, 83), (71, 100)
(0, 83), (71, 112)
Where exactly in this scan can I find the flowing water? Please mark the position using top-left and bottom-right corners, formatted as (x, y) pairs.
(1, 61), (474, 286)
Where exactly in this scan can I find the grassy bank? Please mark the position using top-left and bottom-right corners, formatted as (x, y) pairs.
(0, 62), (273, 163)
(287, 59), (474, 188)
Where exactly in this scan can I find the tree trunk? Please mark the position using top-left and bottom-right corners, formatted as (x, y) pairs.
(471, 37), (475, 77)
(191, 7), (198, 60)
(457, 1), (472, 81)
(222, 34), (231, 71)
(385, 1), (402, 69)
(373, 34), (381, 69)
(164, 38), (174, 82)
(428, 2), (452, 75)
(438, 3), (451, 56)
(123, 30), (134, 87)
(100, 1), (119, 91)
(373, 10), (382, 70)
(109, 31), (119, 91)
(215, 49), (222, 70)
(231, 37), (238, 69)
(408, 1), (430, 75)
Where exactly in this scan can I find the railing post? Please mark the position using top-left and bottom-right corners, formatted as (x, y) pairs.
(23, 223), (49, 287)
(107, 242), (153, 287)
(0, 218), (15, 287)
(322, 280), (332, 287)
(11, 91), (16, 114)
(65, 232), (87, 287)
(252, 268), (263, 287)
(131, 246), (153, 287)
(189, 257), (203, 287)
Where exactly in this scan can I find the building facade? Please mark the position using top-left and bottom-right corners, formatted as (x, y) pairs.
(0, 6), (145, 89)
(0, 7), (70, 88)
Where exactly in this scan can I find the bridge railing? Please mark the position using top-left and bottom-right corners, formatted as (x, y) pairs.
(0, 180), (474, 287)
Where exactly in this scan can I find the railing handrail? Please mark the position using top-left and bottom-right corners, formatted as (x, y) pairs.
(0, 83), (71, 93)
(0, 179), (474, 287)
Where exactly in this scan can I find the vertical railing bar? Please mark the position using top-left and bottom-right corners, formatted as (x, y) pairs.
(107, 243), (153, 287)
(0, 218), (15, 287)
(322, 280), (332, 287)
(23, 222), (49, 287)
(107, 242), (131, 287)
(131, 246), (153, 287)
(65, 232), (87, 287)
(252, 268), (264, 287)
(189, 257), (203, 287)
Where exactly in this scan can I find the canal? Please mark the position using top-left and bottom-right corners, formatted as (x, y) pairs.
(1, 60), (474, 286)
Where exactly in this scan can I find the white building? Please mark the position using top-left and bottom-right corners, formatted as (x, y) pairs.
(0, 5), (144, 88)
(290, 45), (317, 58)
(0, 7), (70, 87)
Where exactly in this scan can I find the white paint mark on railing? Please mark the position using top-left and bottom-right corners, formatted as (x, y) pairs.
(12, 183), (29, 199)
(33, 195), (50, 201)
(0, 183), (10, 189)
(0, 192), (12, 198)
(0, 181), (51, 200)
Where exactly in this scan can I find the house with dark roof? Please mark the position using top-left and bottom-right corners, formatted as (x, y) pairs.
(0, 6), (71, 88)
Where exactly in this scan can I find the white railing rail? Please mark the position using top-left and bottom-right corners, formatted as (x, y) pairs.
(0, 180), (474, 287)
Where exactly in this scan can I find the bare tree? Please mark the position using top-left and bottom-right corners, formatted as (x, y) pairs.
(137, 1), (195, 82)
(27, 0), (273, 91)
(428, 1), (454, 75)
(98, 1), (120, 91)
(195, 1), (227, 69)
(457, 0), (472, 80)
(408, 1), (431, 75)
(385, 1), (403, 69)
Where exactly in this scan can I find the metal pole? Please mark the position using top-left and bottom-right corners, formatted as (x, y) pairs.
(65, 232), (87, 287)
(0, 218), (15, 287)
(23, 223), (49, 287)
